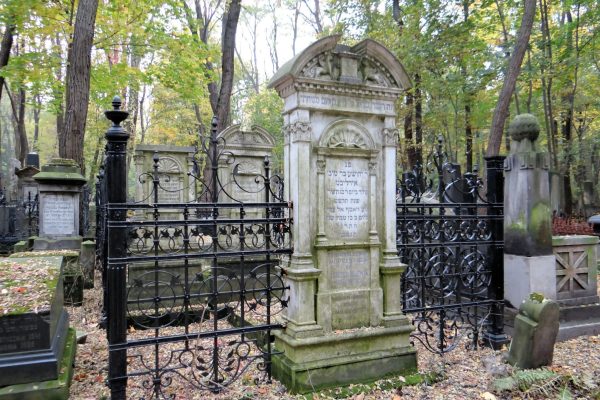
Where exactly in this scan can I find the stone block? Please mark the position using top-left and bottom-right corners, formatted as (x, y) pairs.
(0, 328), (76, 400)
(79, 240), (95, 288)
(272, 325), (417, 393)
(507, 296), (559, 369)
(504, 254), (557, 307)
(0, 257), (69, 386)
(552, 235), (599, 305)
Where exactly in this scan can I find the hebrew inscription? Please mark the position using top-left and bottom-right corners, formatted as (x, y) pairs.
(325, 157), (369, 241)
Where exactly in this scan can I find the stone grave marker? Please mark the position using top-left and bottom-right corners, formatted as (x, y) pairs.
(268, 35), (416, 393)
(507, 295), (559, 369)
(503, 114), (557, 306)
(217, 124), (275, 217)
(33, 158), (87, 250)
(133, 144), (197, 219)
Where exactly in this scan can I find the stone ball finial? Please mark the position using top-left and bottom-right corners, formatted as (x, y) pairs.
(508, 113), (540, 142)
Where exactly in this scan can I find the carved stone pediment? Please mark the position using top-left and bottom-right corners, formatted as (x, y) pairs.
(299, 52), (397, 88)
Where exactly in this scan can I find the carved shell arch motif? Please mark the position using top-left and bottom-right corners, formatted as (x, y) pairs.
(320, 119), (375, 150)
(156, 157), (182, 173)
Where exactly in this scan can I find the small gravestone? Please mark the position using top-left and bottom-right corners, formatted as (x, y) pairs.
(217, 124), (275, 218)
(33, 158), (86, 250)
(133, 144), (196, 220)
(80, 240), (95, 288)
(507, 295), (559, 369)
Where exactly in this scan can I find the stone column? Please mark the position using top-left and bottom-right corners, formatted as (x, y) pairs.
(379, 126), (407, 327)
(504, 114), (556, 306)
(283, 117), (323, 339)
(33, 158), (87, 250)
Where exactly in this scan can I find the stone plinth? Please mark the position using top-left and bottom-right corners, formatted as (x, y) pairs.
(268, 35), (415, 392)
(33, 159), (86, 250)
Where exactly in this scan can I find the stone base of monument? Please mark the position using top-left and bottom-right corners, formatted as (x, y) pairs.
(0, 328), (76, 400)
(272, 325), (417, 394)
(504, 254), (557, 308)
(556, 303), (600, 341)
(33, 236), (82, 251)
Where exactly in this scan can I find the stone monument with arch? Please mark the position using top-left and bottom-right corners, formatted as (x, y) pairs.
(268, 35), (416, 392)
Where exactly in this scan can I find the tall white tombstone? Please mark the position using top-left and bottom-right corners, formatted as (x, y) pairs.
(268, 35), (416, 393)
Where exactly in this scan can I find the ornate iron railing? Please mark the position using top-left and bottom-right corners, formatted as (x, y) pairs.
(0, 190), (38, 254)
(100, 98), (291, 399)
(397, 137), (507, 354)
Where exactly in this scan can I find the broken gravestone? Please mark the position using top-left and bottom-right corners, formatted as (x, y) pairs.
(507, 294), (559, 369)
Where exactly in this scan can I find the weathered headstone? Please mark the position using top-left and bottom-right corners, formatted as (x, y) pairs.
(504, 114), (557, 306)
(268, 35), (415, 393)
(33, 158), (86, 250)
(15, 153), (40, 201)
(217, 124), (275, 217)
(507, 295), (559, 369)
(133, 144), (196, 219)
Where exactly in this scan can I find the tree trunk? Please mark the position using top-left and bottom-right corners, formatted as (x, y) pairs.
(33, 94), (41, 149)
(59, 0), (99, 168)
(214, 0), (241, 132)
(404, 92), (417, 168)
(414, 74), (423, 166)
(15, 88), (28, 165)
(486, 0), (536, 156)
(0, 24), (14, 102)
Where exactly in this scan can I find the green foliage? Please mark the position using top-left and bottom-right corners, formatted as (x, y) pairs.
(493, 367), (599, 399)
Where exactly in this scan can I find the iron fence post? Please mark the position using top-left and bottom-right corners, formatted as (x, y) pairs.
(104, 96), (130, 399)
(483, 155), (509, 349)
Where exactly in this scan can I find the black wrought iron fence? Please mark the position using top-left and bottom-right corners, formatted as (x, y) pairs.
(397, 137), (507, 354)
(100, 98), (292, 399)
(0, 189), (38, 254)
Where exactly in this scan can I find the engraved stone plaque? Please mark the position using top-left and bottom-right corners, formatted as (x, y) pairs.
(42, 194), (75, 236)
(328, 249), (370, 290)
(0, 314), (49, 354)
(331, 291), (370, 329)
(324, 157), (369, 241)
(157, 176), (183, 203)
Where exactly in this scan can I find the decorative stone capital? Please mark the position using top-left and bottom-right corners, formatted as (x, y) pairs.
(284, 121), (312, 143)
(508, 113), (540, 143)
(382, 128), (399, 146)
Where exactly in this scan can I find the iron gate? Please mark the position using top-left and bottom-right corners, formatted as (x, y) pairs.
(397, 138), (507, 354)
(99, 98), (292, 399)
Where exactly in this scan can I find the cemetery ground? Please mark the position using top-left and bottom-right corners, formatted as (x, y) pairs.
(66, 270), (600, 400)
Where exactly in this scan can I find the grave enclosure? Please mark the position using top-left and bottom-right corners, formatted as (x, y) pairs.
(95, 36), (510, 399)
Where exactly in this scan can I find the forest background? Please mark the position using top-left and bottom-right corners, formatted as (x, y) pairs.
(0, 0), (598, 214)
